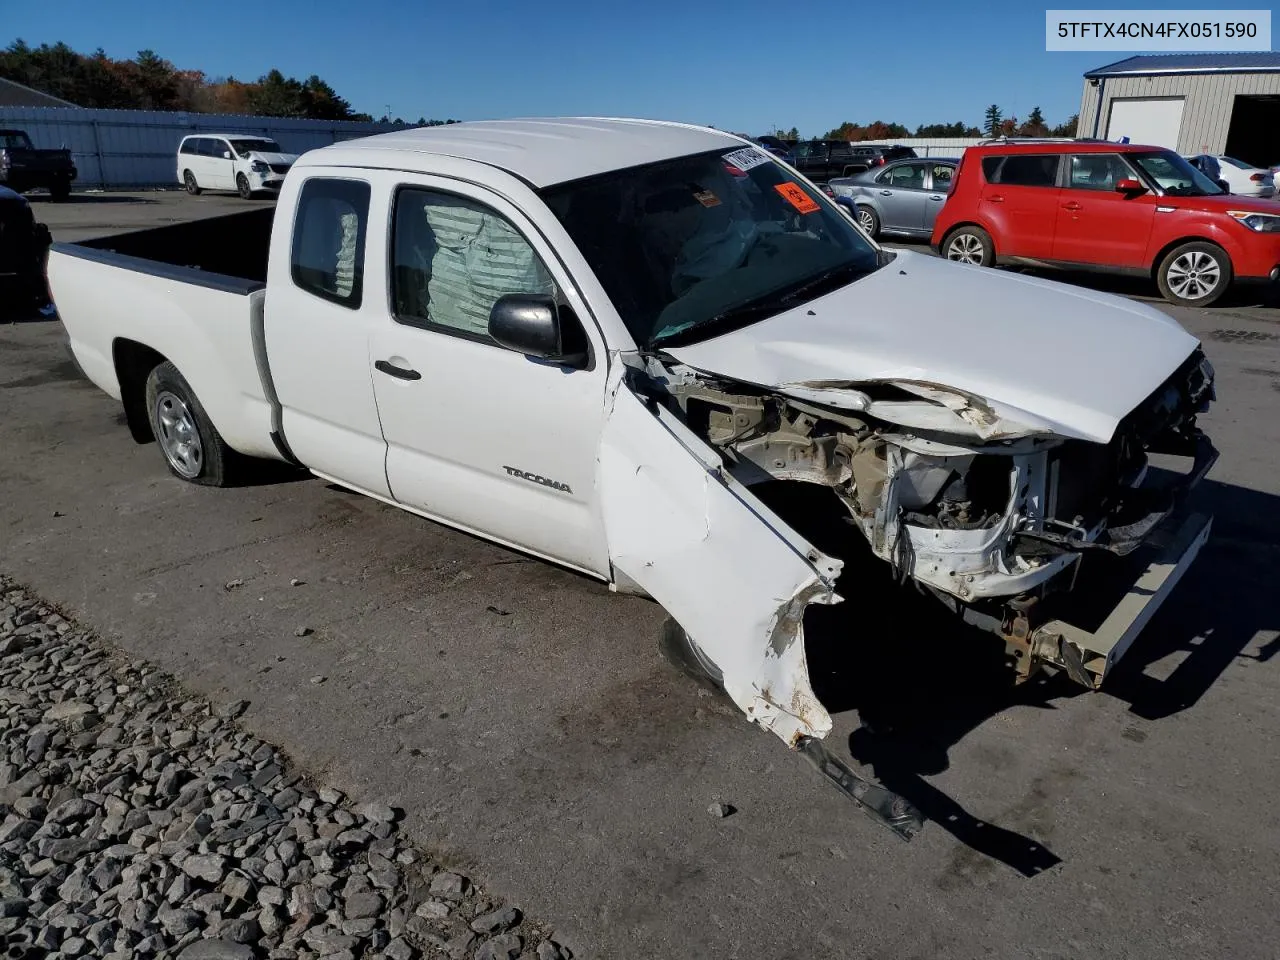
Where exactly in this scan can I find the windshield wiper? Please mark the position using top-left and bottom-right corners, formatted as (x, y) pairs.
(649, 259), (877, 349)
(650, 300), (787, 349)
(779, 260), (875, 305)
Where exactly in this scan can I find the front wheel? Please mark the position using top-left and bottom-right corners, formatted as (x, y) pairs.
(48, 179), (71, 202)
(144, 361), (239, 486)
(236, 174), (253, 200)
(184, 170), (201, 195)
(943, 225), (995, 267)
(1156, 242), (1231, 307)
(658, 618), (725, 696)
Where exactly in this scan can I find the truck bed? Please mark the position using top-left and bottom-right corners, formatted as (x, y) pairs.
(67, 207), (273, 292)
(48, 207), (282, 462)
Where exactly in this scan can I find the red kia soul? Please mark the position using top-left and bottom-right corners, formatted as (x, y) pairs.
(930, 139), (1280, 307)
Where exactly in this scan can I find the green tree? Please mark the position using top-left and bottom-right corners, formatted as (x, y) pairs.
(1019, 105), (1049, 137)
(983, 104), (1003, 138)
(1049, 114), (1079, 138)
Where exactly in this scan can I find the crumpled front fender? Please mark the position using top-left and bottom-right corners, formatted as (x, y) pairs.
(599, 375), (842, 746)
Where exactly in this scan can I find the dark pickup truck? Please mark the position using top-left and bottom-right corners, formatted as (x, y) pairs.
(0, 129), (77, 200)
(792, 140), (917, 183)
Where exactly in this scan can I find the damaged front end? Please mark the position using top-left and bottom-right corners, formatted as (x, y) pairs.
(602, 347), (1214, 837)
(615, 343), (1216, 695)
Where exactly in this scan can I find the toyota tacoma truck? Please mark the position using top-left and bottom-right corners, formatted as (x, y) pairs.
(47, 119), (1218, 838)
(0, 129), (76, 200)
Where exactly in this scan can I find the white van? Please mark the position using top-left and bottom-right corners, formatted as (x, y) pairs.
(176, 134), (299, 199)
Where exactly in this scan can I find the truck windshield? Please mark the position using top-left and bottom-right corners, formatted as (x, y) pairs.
(0, 132), (33, 150)
(1130, 151), (1225, 197)
(229, 139), (279, 157)
(541, 147), (882, 349)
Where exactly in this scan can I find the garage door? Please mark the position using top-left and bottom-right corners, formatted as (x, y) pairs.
(1105, 98), (1185, 150)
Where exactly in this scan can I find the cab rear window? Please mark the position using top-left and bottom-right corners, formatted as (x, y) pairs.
(981, 154), (1060, 187)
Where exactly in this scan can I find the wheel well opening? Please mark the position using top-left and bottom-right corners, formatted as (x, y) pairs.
(1150, 236), (1226, 278)
(112, 339), (166, 444)
(939, 222), (991, 252)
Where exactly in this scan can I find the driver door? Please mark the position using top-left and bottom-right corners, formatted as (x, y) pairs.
(1051, 153), (1156, 268)
(364, 171), (611, 575)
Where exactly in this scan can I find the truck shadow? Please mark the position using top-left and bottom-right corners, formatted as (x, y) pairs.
(801, 477), (1280, 877)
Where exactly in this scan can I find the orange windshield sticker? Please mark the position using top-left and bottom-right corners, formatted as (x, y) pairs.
(693, 190), (721, 208)
(774, 182), (819, 214)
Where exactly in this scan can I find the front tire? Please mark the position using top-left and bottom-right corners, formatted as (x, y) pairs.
(1156, 241), (1231, 307)
(184, 170), (201, 195)
(144, 361), (238, 486)
(943, 225), (995, 267)
(854, 204), (880, 239)
(659, 618), (725, 696)
(237, 174), (253, 200)
(49, 179), (71, 202)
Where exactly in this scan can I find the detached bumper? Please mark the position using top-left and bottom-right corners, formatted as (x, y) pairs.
(1032, 508), (1212, 687)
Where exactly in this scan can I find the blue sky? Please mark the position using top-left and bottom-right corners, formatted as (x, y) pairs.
(2, 0), (1248, 135)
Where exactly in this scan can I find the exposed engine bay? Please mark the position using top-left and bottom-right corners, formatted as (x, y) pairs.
(626, 345), (1217, 690)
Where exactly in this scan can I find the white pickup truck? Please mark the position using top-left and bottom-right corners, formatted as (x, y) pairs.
(49, 118), (1218, 837)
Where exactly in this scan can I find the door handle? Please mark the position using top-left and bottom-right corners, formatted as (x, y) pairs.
(986, 194), (1005, 202)
(879, 190), (893, 196)
(929, 195), (944, 201)
(1062, 201), (1082, 211)
(375, 359), (421, 381)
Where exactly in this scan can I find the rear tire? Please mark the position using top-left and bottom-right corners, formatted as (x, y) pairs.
(184, 170), (201, 195)
(237, 174), (252, 200)
(854, 204), (880, 239)
(943, 225), (995, 267)
(1156, 241), (1231, 307)
(144, 361), (239, 486)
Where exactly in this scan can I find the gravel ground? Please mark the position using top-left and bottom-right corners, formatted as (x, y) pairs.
(0, 576), (568, 960)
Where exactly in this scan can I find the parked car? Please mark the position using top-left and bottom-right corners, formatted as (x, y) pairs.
(177, 134), (299, 199)
(828, 158), (957, 238)
(855, 144), (919, 169)
(0, 129), (76, 201)
(49, 120), (1218, 837)
(752, 135), (796, 164)
(931, 139), (1280, 306)
(0, 185), (53, 318)
(1185, 154), (1230, 194)
(1215, 155), (1276, 197)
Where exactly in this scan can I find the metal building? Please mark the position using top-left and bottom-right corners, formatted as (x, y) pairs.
(0, 105), (406, 188)
(1078, 52), (1280, 164)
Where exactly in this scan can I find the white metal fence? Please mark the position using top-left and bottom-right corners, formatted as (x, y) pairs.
(854, 137), (984, 156)
(0, 106), (407, 188)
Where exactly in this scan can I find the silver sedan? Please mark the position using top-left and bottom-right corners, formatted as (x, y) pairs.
(828, 158), (958, 240)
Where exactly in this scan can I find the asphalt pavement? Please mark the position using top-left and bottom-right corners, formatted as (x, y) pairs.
(4, 192), (1280, 959)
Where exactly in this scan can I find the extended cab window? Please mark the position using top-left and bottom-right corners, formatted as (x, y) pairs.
(1068, 154), (1134, 190)
(391, 189), (556, 342)
(981, 154), (1060, 187)
(291, 178), (371, 308)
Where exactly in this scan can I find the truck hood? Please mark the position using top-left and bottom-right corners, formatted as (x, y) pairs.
(246, 151), (298, 166)
(664, 249), (1200, 444)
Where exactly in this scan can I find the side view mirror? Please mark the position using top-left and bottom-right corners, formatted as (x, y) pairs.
(1114, 178), (1146, 193)
(1217, 179), (1232, 194)
(488, 294), (588, 368)
(223, 151), (232, 159)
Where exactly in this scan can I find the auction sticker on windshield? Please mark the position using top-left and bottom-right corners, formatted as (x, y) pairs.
(723, 147), (770, 172)
(774, 182), (819, 214)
